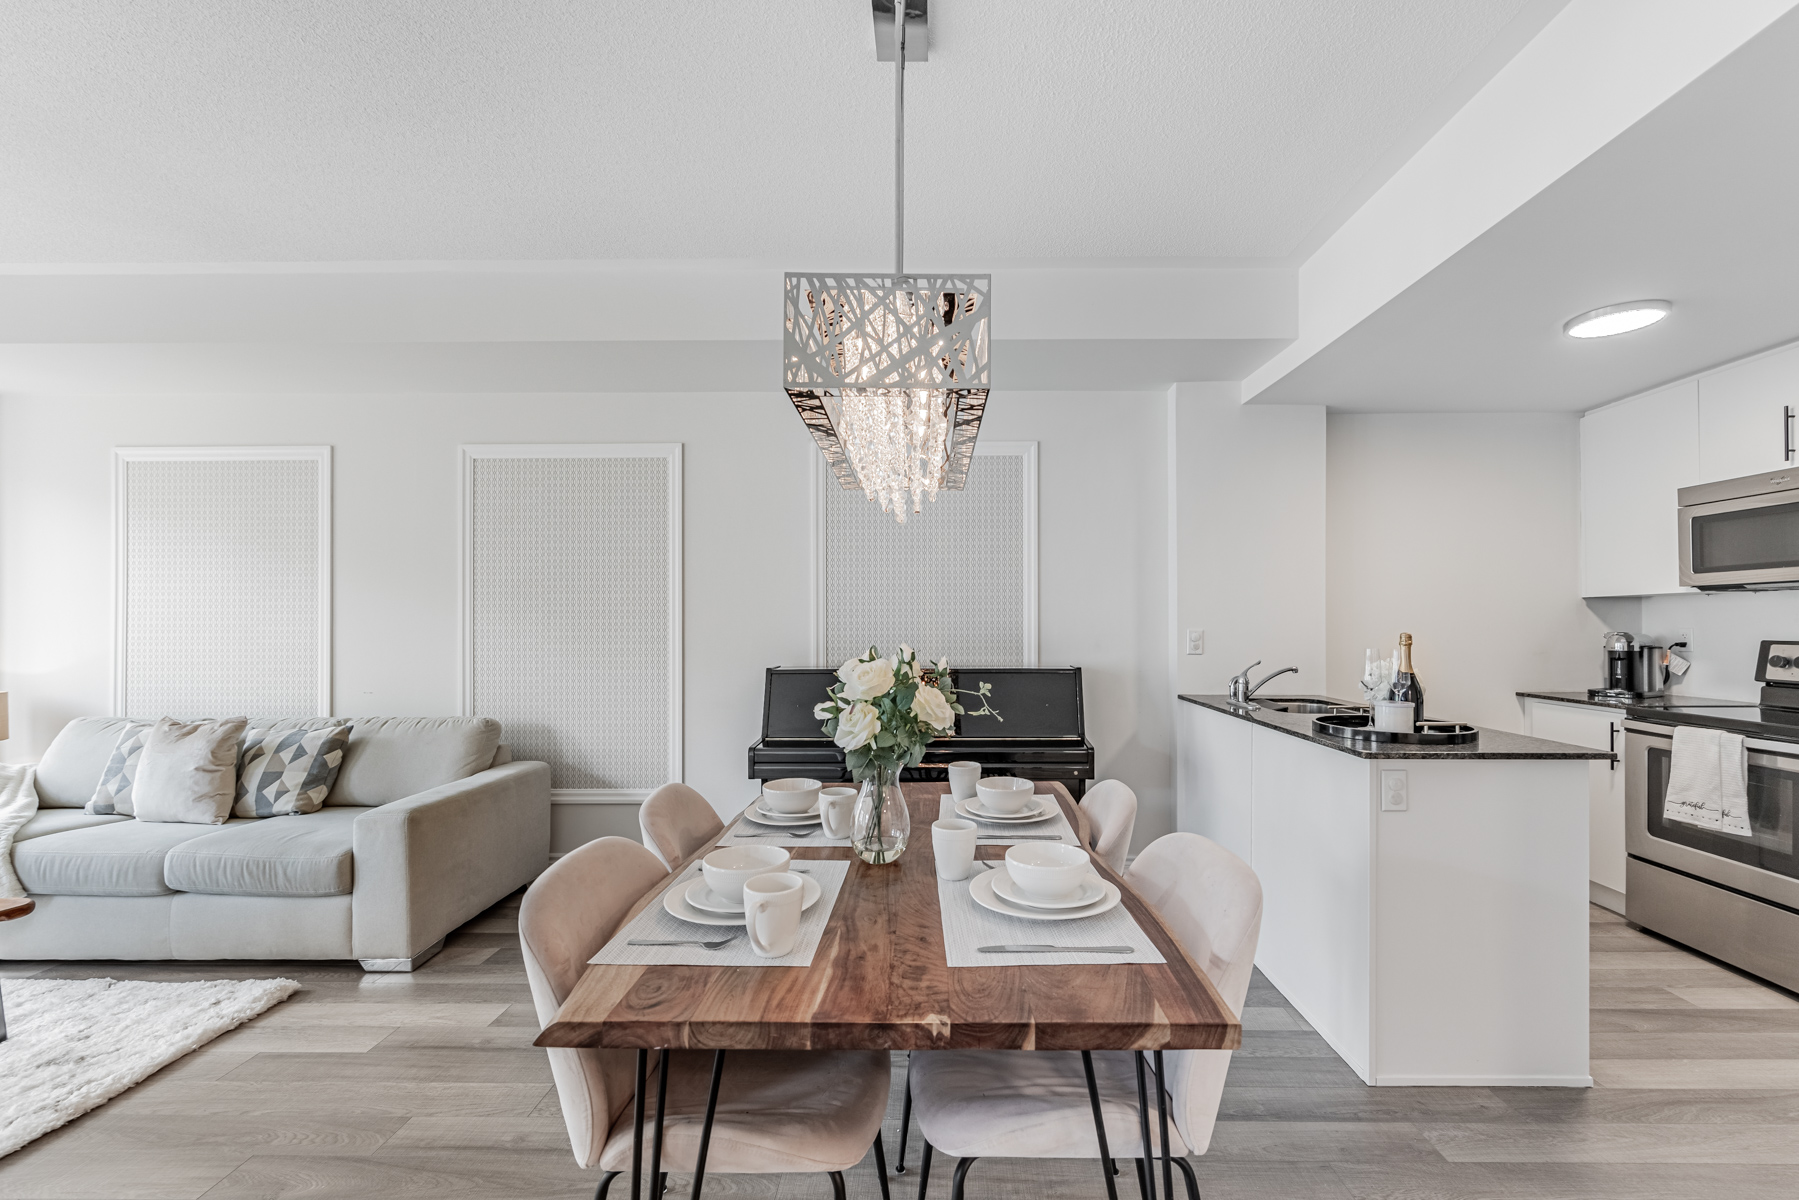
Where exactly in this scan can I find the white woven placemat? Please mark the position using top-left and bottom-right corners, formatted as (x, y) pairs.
(589, 859), (850, 967)
(938, 866), (1166, 967)
(939, 795), (1082, 846)
(719, 810), (851, 848)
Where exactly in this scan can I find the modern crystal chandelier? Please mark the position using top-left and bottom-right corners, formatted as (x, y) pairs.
(784, 1), (989, 523)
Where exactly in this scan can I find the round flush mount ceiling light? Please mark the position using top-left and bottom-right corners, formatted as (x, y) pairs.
(1564, 300), (1672, 339)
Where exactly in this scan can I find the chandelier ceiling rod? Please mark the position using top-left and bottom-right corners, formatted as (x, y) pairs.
(894, 0), (905, 276)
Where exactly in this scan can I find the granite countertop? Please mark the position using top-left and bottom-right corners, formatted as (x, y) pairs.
(1178, 694), (1613, 761)
(1515, 690), (1755, 711)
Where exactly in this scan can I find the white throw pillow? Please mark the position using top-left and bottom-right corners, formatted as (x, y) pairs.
(235, 724), (353, 817)
(131, 717), (250, 825)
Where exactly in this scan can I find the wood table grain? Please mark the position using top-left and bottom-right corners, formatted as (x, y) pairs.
(536, 782), (1239, 1052)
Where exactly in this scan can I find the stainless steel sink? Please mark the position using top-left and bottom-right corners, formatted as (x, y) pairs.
(1257, 698), (1367, 714)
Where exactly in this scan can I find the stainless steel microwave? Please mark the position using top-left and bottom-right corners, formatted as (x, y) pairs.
(1680, 470), (1799, 589)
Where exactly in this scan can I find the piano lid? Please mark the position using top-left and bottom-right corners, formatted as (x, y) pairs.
(760, 666), (1086, 742)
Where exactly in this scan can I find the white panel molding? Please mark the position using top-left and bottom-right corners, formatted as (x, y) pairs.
(111, 445), (332, 718)
(459, 443), (682, 807)
(812, 440), (1038, 668)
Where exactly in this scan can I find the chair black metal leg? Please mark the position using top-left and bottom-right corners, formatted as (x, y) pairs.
(689, 1050), (726, 1200)
(1080, 1051), (1120, 1200)
(1172, 1156), (1202, 1200)
(828, 1171), (847, 1200)
(1133, 1158), (1151, 1200)
(596, 1171), (621, 1200)
(872, 1132), (893, 1200)
(1133, 1053), (1158, 1200)
(948, 1157), (978, 1200)
(648, 1050), (671, 1200)
(916, 1142), (933, 1200)
(632, 1050), (648, 1200)
(895, 1062), (912, 1173)
(657, 1174), (668, 1200)
(1153, 1050), (1173, 1200)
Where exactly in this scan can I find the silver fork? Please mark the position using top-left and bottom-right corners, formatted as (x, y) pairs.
(628, 936), (741, 950)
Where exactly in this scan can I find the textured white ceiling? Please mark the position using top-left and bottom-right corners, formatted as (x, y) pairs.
(0, 0), (1534, 265)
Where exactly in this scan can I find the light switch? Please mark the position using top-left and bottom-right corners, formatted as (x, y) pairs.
(1186, 629), (1205, 655)
(1380, 769), (1408, 812)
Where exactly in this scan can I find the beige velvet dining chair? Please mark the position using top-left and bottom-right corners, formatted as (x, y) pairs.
(638, 782), (725, 870)
(906, 832), (1263, 1200)
(520, 836), (893, 1200)
(1079, 779), (1139, 873)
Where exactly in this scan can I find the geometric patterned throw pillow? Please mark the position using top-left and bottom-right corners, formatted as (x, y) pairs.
(234, 724), (353, 818)
(87, 725), (151, 815)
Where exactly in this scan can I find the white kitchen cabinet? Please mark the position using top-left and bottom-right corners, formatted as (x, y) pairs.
(1523, 698), (1625, 912)
(1579, 380), (1699, 597)
(1698, 342), (1799, 482)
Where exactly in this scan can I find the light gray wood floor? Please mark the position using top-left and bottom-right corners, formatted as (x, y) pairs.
(5, 901), (1799, 1199)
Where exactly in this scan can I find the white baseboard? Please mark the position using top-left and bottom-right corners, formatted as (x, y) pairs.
(1590, 880), (1626, 915)
(1373, 1074), (1593, 1088)
(552, 789), (649, 806)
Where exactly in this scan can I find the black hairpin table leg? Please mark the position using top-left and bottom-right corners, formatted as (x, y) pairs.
(631, 1050), (648, 1200)
(690, 1050), (726, 1200)
(1080, 1051), (1120, 1200)
(1133, 1053), (1157, 1200)
(1153, 1050), (1173, 1200)
(648, 1050), (671, 1200)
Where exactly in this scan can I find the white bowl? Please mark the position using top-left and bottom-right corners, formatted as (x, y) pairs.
(976, 776), (1036, 815)
(701, 845), (791, 904)
(761, 777), (822, 815)
(1004, 842), (1092, 902)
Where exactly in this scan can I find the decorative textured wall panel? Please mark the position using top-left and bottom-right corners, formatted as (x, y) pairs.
(466, 448), (680, 794)
(116, 450), (329, 718)
(820, 444), (1036, 667)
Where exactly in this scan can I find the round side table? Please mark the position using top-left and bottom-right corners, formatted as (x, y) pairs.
(0, 896), (33, 1044)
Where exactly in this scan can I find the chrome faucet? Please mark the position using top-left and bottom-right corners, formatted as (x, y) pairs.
(1228, 661), (1299, 706)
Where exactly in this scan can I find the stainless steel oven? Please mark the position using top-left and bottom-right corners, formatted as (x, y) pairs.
(1680, 470), (1799, 589)
(1625, 720), (1799, 990)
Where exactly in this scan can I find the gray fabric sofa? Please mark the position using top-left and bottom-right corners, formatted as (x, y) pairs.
(0, 716), (551, 971)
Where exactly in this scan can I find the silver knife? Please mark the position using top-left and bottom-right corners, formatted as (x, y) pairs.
(977, 833), (1066, 841)
(977, 944), (1135, 954)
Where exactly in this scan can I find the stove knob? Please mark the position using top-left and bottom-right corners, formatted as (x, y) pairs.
(1772, 655), (1792, 669)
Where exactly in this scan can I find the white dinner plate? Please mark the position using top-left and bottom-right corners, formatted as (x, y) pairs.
(989, 869), (1107, 911)
(953, 796), (1056, 824)
(969, 870), (1121, 922)
(666, 874), (823, 926)
(752, 799), (822, 823)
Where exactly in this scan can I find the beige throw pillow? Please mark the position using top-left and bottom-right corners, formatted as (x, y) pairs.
(131, 717), (250, 824)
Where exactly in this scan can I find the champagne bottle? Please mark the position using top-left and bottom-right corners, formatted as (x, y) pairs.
(1391, 633), (1424, 727)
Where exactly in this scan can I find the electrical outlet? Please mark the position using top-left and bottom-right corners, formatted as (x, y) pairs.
(1380, 769), (1408, 812)
(1186, 629), (1205, 655)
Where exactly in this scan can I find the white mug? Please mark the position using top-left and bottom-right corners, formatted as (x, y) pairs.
(947, 761), (981, 801)
(933, 818), (977, 881)
(819, 787), (857, 838)
(743, 872), (805, 958)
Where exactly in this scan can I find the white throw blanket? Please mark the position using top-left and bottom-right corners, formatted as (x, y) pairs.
(1664, 726), (1752, 836)
(0, 761), (39, 898)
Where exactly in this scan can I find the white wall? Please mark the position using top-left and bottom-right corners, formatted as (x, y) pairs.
(1170, 383), (1328, 700)
(1639, 591), (1799, 702)
(1325, 413), (1608, 731)
(0, 390), (1170, 851)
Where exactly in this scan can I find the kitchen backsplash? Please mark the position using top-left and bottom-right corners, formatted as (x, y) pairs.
(1633, 590), (1799, 701)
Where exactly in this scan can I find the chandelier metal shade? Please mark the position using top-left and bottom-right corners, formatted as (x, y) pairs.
(784, 273), (989, 520)
(784, 0), (989, 523)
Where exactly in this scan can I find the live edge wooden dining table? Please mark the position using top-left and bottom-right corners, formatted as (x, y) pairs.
(537, 782), (1240, 1200)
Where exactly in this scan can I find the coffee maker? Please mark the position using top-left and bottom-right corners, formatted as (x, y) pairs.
(1590, 631), (1668, 700)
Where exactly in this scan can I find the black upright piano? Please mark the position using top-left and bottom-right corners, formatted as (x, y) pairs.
(748, 666), (1096, 796)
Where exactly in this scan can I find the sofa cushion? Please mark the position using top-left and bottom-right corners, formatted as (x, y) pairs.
(35, 718), (146, 808)
(236, 724), (353, 817)
(15, 809), (132, 842)
(12, 819), (220, 896)
(133, 717), (248, 824)
(87, 724), (150, 814)
(253, 716), (502, 806)
(163, 808), (358, 897)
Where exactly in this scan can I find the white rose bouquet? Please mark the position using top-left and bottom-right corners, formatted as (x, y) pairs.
(814, 645), (999, 783)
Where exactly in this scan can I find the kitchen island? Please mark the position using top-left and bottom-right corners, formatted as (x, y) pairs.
(1177, 694), (1609, 1087)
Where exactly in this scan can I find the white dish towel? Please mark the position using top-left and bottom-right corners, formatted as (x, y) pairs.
(0, 761), (40, 897)
(1664, 726), (1752, 836)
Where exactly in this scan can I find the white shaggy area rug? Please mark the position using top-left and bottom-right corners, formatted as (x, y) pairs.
(0, 976), (299, 1157)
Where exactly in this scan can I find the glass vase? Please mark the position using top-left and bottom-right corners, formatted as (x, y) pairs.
(851, 761), (910, 865)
